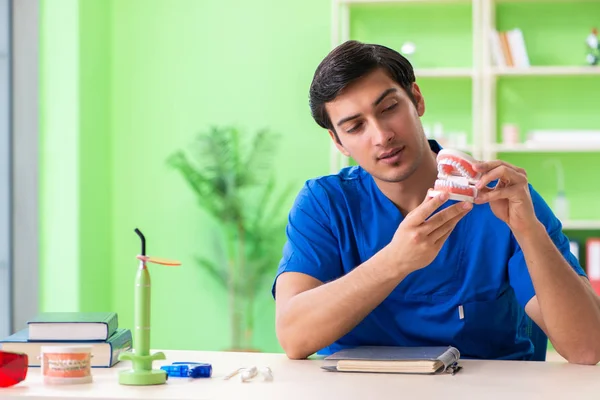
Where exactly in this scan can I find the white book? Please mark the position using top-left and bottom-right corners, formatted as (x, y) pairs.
(587, 239), (600, 281)
(489, 29), (506, 67)
(507, 28), (530, 68)
(570, 241), (579, 261)
(527, 130), (600, 145)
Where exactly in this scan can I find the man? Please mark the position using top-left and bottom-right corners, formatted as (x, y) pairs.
(272, 40), (600, 364)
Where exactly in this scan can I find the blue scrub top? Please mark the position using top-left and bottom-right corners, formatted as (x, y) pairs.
(273, 140), (585, 360)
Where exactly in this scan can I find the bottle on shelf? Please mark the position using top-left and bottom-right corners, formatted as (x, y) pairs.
(544, 159), (569, 222)
(501, 123), (520, 146)
(432, 122), (447, 147)
(585, 27), (599, 66)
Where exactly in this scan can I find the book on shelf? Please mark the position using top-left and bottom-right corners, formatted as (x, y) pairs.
(322, 346), (461, 375)
(26, 312), (118, 341)
(526, 130), (600, 146)
(587, 238), (600, 296)
(0, 328), (132, 368)
(490, 28), (529, 68)
(570, 240), (580, 261)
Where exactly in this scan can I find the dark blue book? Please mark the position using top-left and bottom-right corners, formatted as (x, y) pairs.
(26, 312), (118, 341)
(0, 328), (132, 367)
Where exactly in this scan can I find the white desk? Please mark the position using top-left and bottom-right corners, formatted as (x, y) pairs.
(2, 349), (599, 399)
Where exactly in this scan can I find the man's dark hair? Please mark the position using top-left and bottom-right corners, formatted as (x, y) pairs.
(309, 40), (416, 138)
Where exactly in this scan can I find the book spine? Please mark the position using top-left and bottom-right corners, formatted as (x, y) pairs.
(489, 30), (506, 67)
(106, 313), (118, 339)
(513, 28), (530, 67)
(507, 29), (529, 68)
(109, 329), (133, 367)
(499, 31), (514, 67)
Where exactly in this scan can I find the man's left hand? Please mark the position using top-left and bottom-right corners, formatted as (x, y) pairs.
(472, 160), (539, 232)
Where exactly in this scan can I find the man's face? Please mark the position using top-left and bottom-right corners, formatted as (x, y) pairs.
(325, 68), (428, 183)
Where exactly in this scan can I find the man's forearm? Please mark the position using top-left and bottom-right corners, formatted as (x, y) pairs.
(276, 245), (410, 359)
(515, 221), (600, 363)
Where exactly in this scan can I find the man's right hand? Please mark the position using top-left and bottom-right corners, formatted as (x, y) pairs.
(387, 191), (472, 275)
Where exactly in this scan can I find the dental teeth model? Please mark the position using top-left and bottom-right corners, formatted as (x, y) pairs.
(428, 149), (482, 203)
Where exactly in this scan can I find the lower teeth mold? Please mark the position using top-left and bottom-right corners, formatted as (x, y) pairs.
(429, 149), (481, 203)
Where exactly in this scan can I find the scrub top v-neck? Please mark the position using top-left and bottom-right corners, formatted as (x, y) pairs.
(273, 140), (584, 360)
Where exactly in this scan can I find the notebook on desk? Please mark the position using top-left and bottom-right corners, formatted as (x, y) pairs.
(322, 346), (461, 375)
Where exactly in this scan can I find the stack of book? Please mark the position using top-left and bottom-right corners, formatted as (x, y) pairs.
(0, 312), (132, 367)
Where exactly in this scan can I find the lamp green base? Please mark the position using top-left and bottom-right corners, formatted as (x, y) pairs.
(118, 369), (167, 386)
(117, 350), (167, 386)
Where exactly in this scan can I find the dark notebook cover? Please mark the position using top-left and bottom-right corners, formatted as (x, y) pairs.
(325, 346), (457, 361)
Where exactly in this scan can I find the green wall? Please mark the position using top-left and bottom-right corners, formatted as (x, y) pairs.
(496, 2), (600, 66)
(39, 0), (600, 352)
(40, 0), (113, 313)
(350, 3), (473, 68)
(40, 0), (81, 312)
(78, 0), (113, 313)
(40, 0), (332, 352)
(350, 3), (474, 141)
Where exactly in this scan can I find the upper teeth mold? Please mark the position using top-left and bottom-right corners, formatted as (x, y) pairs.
(428, 149), (482, 203)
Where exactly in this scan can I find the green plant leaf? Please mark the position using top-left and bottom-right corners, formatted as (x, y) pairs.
(167, 151), (224, 219)
(195, 256), (228, 289)
(168, 125), (295, 349)
(241, 128), (279, 186)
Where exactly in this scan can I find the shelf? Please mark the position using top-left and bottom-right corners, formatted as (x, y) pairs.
(495, 0), (598, 3)
(446, 145), (476, 154)
(490, 143), (600, 153)
(415, 68), (473, 78)
(562, 220), (600, 230)
(491, 66), (600, 77)
(339, 0), (471, 4)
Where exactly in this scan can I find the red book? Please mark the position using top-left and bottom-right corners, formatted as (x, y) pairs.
(586, 238), (600, 295)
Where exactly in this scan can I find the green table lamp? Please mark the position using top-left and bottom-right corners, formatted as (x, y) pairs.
(118, 228), (181, 386)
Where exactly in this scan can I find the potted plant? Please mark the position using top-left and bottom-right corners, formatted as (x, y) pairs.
(167, 126), (293, 351)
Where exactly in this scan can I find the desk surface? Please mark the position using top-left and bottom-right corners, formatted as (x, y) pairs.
(2, 350), (599, 399)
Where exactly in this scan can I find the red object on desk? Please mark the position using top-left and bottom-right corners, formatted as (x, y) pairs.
(587, 238), (600, 295)
(0, 351), (28, 387)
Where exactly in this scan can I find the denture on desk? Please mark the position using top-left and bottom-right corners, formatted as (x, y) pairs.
(428, 149), (482, 203)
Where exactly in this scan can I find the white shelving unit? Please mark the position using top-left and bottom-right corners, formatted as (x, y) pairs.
(495, 0), (598, 3)
(339, 0), (472, 4)
(331, 0), (600, 230)
(330, 0), (484, 172)
(415, 68), (475, 78)
(480, 0), (600, 161)
(331, 0), (600, 168)
(492, 66), (600, 77)
(490, 143), (600, 153)
(562, 220), (600, 230)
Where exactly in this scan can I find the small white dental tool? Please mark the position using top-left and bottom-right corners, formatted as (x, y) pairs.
(259, 366), (273, 381)
(223, 368), (242, 380)
(240, 366), (258, 382)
